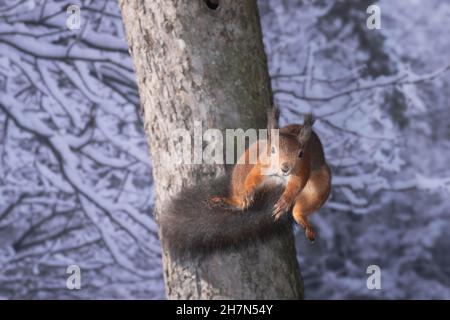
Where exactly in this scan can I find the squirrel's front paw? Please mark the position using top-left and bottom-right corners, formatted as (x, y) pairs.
(240, 193), (254, 210)
(272, 195), (293, 220)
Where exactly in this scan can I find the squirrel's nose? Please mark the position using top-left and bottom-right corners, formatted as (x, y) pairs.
(281, 163), (290, 173)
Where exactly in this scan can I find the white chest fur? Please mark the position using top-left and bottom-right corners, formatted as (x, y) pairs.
(261, 174), (289, 188)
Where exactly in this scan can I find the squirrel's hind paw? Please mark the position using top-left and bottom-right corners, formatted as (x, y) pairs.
(305, 228), (316, 243)
(205, 196), (228, 209)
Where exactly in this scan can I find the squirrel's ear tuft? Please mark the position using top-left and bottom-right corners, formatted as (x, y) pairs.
(304, 113), (315, 127)
(267, 106), (279, 156)
(297, 113), (314, 142)
(267, 106), (279, 130)
(297, 125), (312, 142)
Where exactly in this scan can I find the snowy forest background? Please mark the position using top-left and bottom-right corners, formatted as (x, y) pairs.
(0, 0), (449, 299)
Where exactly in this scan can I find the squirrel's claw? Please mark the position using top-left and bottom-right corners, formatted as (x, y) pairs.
(272, 208), (283, 220)
(272, 208), (281, 219)
(241, 193), (254, 210)
(272, 195), (292, 219)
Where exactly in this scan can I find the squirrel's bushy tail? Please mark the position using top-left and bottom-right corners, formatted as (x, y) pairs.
(160, 176), (291, 255)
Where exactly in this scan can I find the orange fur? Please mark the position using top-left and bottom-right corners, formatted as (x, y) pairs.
(209, 113), (331, 242)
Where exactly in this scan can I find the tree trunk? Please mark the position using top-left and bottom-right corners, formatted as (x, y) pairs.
(119, 0), (303, 299)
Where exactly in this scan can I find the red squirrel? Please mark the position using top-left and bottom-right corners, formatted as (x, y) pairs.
(161, 109), (331, 254)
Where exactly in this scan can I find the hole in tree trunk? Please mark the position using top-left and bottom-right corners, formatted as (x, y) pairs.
(204, 0), (219, 10)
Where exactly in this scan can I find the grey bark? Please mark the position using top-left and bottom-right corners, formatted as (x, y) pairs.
(119, 0), (303, 299)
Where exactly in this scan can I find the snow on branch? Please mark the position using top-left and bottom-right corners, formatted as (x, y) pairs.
(0, 0), (161, 298)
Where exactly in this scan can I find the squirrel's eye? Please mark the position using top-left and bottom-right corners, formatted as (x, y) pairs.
(298, 150), (304, 158)
(271, 146), (276, 154)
